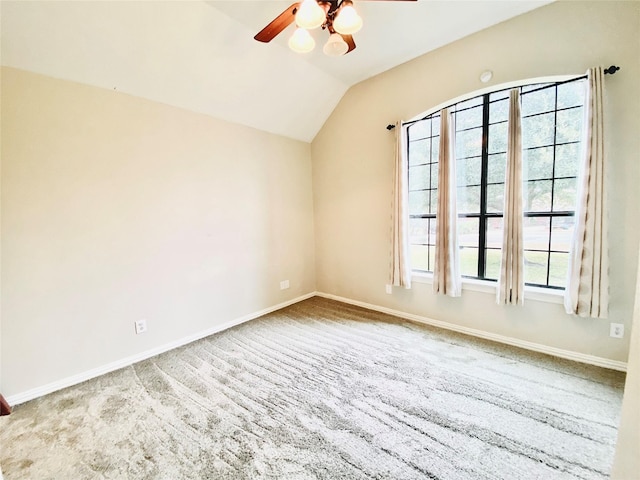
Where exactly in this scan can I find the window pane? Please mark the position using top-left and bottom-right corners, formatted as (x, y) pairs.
(459, 216), (479, 278)
(409, 191), (429, 215)
(525, 180), (552, 212)
(521, 83), (552, 93)
(490, 98), (509, 124)
(458, 217), (479, 248)
(487, 153), (506, 184)
(457, 156), (482, 186)
(409, 165), (429, 190)
(486, 183), (505, 213)
(429, 189), (439, 215)
(551, 216), (575, 252)
(409, 217), (430, 245)
(557, 81), (584, 109)
(457, 96), (483, 110)
(460, 248), (479, 277)
(524, 216), (550, 251)
(456, 106), (483, 131)
(522, 112), (555, 149)
(486, 217), (503, 249)
(524, 250), (549, 285)
(485, 249), (501, 280)
(523, 146), (553, 181)
(457, 186), (481, 214)
(408, 119), (431, 140)
(409, 139), (430, 166)
(555, 143), (580, 178)
(521, 86), (555, 116)
(549, 252), (569, 287)
(431, 136), (440, 162)
(553, 178), (577, 211)
(490, 90), (510, 101)
(488, 122), (508, 154)
(432, 116), (441, 136)
(456, 127), (482, 159)
(556, 107), (583, 143)
(411, 244), (431, 272)
(430, 162), (439, 189)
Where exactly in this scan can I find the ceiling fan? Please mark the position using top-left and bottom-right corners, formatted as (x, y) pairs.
(254, 0), (417, 57)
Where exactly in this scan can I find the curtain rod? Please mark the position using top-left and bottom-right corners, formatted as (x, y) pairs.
(386, 65), (621, 130)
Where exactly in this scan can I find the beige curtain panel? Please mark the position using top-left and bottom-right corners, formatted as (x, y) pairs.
(497, 89), (525, 305)
(564, 67), (609, 318)
(390, 120), (412, 288)
(433, 108), (461, 297)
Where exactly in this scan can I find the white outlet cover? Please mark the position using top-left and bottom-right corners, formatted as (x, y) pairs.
(280, 280), (290, 290)
(135, 319), (147, 335)
(609, 323), (624, 338)
(385, 284), (393, 294)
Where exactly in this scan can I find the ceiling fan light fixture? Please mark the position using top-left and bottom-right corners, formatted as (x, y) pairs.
(333, 1), (362, 35)
(295, 0), (326, 30)
(288, 27), (315, 53)
(323, 33), (349, 56)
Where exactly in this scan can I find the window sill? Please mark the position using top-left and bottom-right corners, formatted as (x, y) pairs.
(410, 272), (564, 305)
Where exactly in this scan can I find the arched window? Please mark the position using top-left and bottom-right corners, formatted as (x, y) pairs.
(406, 77), (585, 289)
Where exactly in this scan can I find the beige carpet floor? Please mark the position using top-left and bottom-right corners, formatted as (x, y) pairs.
(0, 297), (626, 479)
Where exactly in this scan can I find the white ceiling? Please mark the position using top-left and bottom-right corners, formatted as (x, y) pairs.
(1, 0), (552, 142)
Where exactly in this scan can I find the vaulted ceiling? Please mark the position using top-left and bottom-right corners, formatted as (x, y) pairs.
(1, 1), (552, 142)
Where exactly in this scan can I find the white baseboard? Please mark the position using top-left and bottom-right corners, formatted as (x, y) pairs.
(315, 291), (628, 372)
(6, 292), (316, 406)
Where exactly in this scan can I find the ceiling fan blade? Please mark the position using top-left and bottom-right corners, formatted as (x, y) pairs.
(342, 34), (356, 54)
(254, 3), (300, 43)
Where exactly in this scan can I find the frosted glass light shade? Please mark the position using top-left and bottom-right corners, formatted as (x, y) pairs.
(323, 33), (348, 57)
(333, 2), (362, 35)
(295, 0), (325, 30)
(288, 27), (315, 53)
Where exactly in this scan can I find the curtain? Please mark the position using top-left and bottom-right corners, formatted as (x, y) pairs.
(564, 67), (609, 318)
(497, 89), (524, 305)
(389, 121), (412, 288)
(433, 108), (461, 296)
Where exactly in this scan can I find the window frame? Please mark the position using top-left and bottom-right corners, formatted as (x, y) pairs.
(405, 76), (586, 291)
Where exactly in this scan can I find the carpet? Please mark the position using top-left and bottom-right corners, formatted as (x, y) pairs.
(0, 297), (626, 479)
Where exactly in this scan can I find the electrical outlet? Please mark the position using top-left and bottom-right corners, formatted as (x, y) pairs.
(609, 323), (624, 338)
(280, 280), (290, 290)
(135, 319), (147, 335)
(385, 284), (393, 294)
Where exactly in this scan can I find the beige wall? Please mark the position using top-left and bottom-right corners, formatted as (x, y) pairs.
(312, 1), (640, 362)
(0, 67), (316, 397)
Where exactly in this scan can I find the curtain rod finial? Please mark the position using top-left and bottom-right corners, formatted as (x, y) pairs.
(604, 65), (620, 75)
(386, 124), (396, 130)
